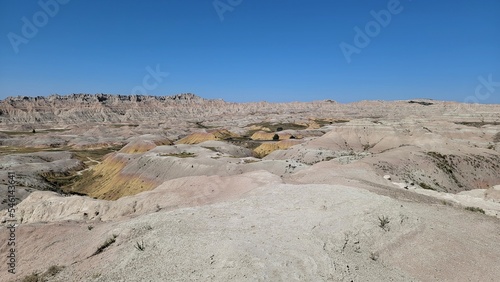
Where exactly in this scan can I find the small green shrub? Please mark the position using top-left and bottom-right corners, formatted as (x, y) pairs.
(378, 216), (390, 231)
(441, 200), (452, 206)
(419, 182), (435, 191)
(135, 240), (146, 251)
(22, 265), (64, 282)
(47, 265), (63, 275)
(92, 235), (117, 256)
(465, 206), (485, 214)
(159, 152), (196, 158)
(22, 272), (40, 282)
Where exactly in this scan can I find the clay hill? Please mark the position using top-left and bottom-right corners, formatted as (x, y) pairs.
(0, 94), (499, 281)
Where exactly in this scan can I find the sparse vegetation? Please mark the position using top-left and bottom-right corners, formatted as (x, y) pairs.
(110, 123), (139, 128)
(455, 121), (500, 128)
(378, 215), (390, 231)
(0, 144), (123, 160)
(201, 146), (219, 152)
(0, 144), (127, 198)
(441, 200), (453, 206)
(0, 130), (38, 136)
(419, 182), (435, 191)
(45, 265), (64, 276)
(70, 145), (125, 163)
(363, 143), (375, 151)
(246, 122), (308, 135)
(465, 206), (485, 214)
(92, 235), (118, 256)
(135, 240), (146, 251)
(22, 272), (41, 282)
(313, 118), (349, 126)
(370, 252), (379, 261)
(0, 146), (52, 156)
(41, 171), (84, 192)
(0, 128), (71, 136)
(426, 151), (475, 189)
(22, 265), (64, 282)
(159, 151), (196, 158)
(88, 225), (94, 230)
(192, 121), (218, 129)
(43, 128), (71, 133)
(408, 100), (433, 106)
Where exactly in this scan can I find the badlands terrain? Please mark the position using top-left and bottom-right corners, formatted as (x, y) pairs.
(0, 93), (499, 281)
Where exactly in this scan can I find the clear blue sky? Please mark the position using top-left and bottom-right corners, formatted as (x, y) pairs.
(1, 0), (499, 103)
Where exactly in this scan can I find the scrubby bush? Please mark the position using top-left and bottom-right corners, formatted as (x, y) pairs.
(92, 235), (118, 256)
(465, 206), (485, 214)
(378, 215), (390, 231)
(135, 240), (146, 251)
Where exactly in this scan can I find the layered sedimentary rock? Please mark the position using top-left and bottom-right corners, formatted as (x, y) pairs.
(1, 94), (500, 282)
(2, 94), (498, 127)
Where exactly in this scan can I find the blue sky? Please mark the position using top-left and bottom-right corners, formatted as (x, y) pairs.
(0, 0), (499, 103)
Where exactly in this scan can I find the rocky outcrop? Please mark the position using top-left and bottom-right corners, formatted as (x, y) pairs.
(0, 93), (213, 124)
(3, 94), (499, 128)
(176, 129), (239, 145)
(253, 140), (304, 158)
